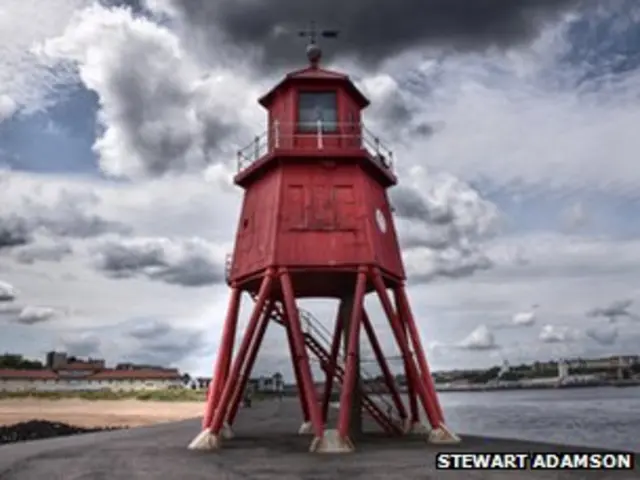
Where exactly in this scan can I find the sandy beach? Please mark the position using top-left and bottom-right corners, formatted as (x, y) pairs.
(0, 399), (204, 428)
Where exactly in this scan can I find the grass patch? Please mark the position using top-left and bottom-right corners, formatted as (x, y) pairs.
(0, 389), (280, 402)
(0, 389), (208, 402)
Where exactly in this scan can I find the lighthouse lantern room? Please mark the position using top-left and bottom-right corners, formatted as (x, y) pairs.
(189, 27), (460, 454)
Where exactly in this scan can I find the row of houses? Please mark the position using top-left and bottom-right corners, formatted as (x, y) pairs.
(0, 352), (287, 393)
(0, 352), (184, 392)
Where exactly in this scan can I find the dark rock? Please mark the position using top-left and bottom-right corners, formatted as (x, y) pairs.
(0, 420), (126, 445)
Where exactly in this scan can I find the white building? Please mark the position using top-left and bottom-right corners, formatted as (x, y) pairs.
(184, 376), (212, 390)
(557, 360), (569, 379)
(248, 373), (284, 393)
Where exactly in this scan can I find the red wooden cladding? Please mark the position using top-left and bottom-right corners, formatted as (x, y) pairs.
(230, 161), (405, 284)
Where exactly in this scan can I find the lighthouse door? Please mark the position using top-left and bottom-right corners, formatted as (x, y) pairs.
(309, 184), (335, 230)
(333, 185), (357, 230)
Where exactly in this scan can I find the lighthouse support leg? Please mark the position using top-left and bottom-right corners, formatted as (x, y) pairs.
(316, 267), (367, 453)
(279, 269), (326, 450)
(404, 361), (421, 430)
(282, 306), (312, 434)
(394, 289), (423, 432)
(370, 268), (441, 435)
(394, 289), (420, 429)
(362, 309), (407, 425)
(227, 302), (274, 427)
(190, 271), (274, 450)
(340, 295), (362, 438)
(394, 286), (460, 444)
(320, 310), (345, 425)
(189, 287), (241, 449)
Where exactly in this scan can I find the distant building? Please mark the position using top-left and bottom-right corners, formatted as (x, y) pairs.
(557, 360), (569, 379)
(247, 373), (285, 393)
(0, 352), (182, 392)
(45, 351), (105, 370)
(45, 351), (67, 369)
(116, 362), (166, 371)
(184, 372), (284, 393)
(184, 376), (212, 390)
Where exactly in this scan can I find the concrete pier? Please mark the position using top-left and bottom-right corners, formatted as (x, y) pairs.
(0, 398), (636, 479)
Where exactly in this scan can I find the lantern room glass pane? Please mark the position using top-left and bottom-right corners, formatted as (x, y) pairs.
(298, 91), (338, 132)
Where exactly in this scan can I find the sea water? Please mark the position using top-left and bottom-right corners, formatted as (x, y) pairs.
(437, 386), (640, 452)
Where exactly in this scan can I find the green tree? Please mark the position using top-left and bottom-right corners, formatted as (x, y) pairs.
(0, 353), (44, 369)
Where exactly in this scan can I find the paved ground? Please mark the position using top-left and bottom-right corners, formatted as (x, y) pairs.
(0, 398), (636, 479)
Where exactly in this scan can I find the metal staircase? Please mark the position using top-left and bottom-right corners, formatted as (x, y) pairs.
(297, 307), (405, 435)
(254, 292), (403, 435)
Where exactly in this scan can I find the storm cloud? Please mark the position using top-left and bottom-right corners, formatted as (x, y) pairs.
(586, 326), (619, 345)
(0, 182), (131, 254)
(91, 236), (226, 287)
(587, 299), (637, 322)
(12, 240), (73, 264)
(166, 0), (582, 70)
(0, 216), (31, 249)
(125, 318), (208, 366)
(59, 333), (102, 357)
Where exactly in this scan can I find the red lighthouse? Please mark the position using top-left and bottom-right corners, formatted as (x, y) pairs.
(189, 31), (459, 453)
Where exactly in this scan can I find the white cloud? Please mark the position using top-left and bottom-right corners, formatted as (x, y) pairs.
(539, 324), (574, 344)
(485, 233), (640, 280)
(0, 280), (16, 301)
(391, 29), (640, 197)
(457, 325), (499, 351)
(36, 4), (262, 179)
(16, 305), (60, 325)
(0, 94), (17, 121)
(393, 166), (499, 282)
(511, 306), (538, 327)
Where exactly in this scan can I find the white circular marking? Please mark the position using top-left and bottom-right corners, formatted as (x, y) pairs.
(375, 208), (387, 233)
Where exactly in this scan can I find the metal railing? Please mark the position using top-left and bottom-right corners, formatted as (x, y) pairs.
(236, 121), (394, 173)
(224, 253), (232, 284)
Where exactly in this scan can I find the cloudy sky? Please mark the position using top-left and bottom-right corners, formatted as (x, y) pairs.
(1, 0), (640, 379)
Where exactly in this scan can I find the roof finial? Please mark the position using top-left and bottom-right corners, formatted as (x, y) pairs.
(298, 21), (339, 68)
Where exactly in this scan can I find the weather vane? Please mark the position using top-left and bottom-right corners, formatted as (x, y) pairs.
(297, 21), (339, 67)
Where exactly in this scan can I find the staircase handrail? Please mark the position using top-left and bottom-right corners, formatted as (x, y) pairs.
(298, 308), (403, 426)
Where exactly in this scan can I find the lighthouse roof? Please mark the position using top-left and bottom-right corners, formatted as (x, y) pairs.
(258, 65), (370, 109)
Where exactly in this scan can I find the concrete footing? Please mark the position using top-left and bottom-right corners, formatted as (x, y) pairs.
(406, 421), (431, 435)
(428, 423), (461, 444)
(310, 429), (354, 453)
(186, 422), (233, 450)
(298, 421), (313, 435)
(187, 429), (222, 450)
